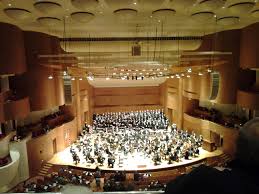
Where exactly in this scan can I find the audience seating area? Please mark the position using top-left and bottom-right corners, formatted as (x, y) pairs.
(10, 152), (232, 193)
(188, 107), (247, 129)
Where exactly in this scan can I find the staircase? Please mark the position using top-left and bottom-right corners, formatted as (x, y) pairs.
(217, 153), (233, 166)
(37, 163), (53, 177)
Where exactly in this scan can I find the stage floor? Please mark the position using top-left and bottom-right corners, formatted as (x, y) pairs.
(49, 146), (223, 172)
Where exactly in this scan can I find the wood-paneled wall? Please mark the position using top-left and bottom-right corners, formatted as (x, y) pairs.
(0, 22), (26, 75)
(26, 119), (77, 176)
(9, 31), (65, 111)
(240, 22), (259, 69)
(93, 86), (161, 110)
(237, 90), (259, 110)
(183, 113), (239, 156)
(0, 97), (30, 122)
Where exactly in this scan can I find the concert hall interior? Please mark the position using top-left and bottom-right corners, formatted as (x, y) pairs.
(0, 0), (259, 194)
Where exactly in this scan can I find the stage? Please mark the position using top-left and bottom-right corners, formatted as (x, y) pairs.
(48, 146), (223, 172)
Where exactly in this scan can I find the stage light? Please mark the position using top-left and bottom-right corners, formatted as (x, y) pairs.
(48, 75), (53, 79)
(79, 78), (83, 81)
(187, 75), (191, 78)
(187, 68), (192, 73)
(207, 68), (212, 73)
(171, 75), (174, 78)
(71, 77), (75, 81)
(198, 72), (203, 76)
(106, 77), (110, 80)
(181, 73), (185, 77)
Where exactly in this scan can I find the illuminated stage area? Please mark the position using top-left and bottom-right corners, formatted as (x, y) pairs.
(49, 145), (222, 172)
(49, 110), (222, 172)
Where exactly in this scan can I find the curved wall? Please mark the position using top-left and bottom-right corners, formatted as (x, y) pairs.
(197, 30), (241, 104)
(9, 31), (65, 111)
(0, 23), (26, 75)
(0, 133), (13, 158)
(183, 113), (239, 156)
(0, 97), (30, 122)
(0, 150), (20, 192)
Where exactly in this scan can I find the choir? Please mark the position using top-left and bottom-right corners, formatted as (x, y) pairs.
(70, 110), (203, 168)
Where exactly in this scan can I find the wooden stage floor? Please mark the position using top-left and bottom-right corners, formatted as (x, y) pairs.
(48, 146), (223, 172)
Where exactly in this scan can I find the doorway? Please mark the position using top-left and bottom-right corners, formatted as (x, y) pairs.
(53, 138), (57, 154)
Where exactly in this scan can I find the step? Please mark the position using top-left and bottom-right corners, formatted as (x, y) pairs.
(42, 166), (51, 170)
(39, 170), (48, 173)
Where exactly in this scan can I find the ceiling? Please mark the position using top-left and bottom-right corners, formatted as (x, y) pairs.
(1, 0), (258, 88)
(0, 0), (258, 38)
